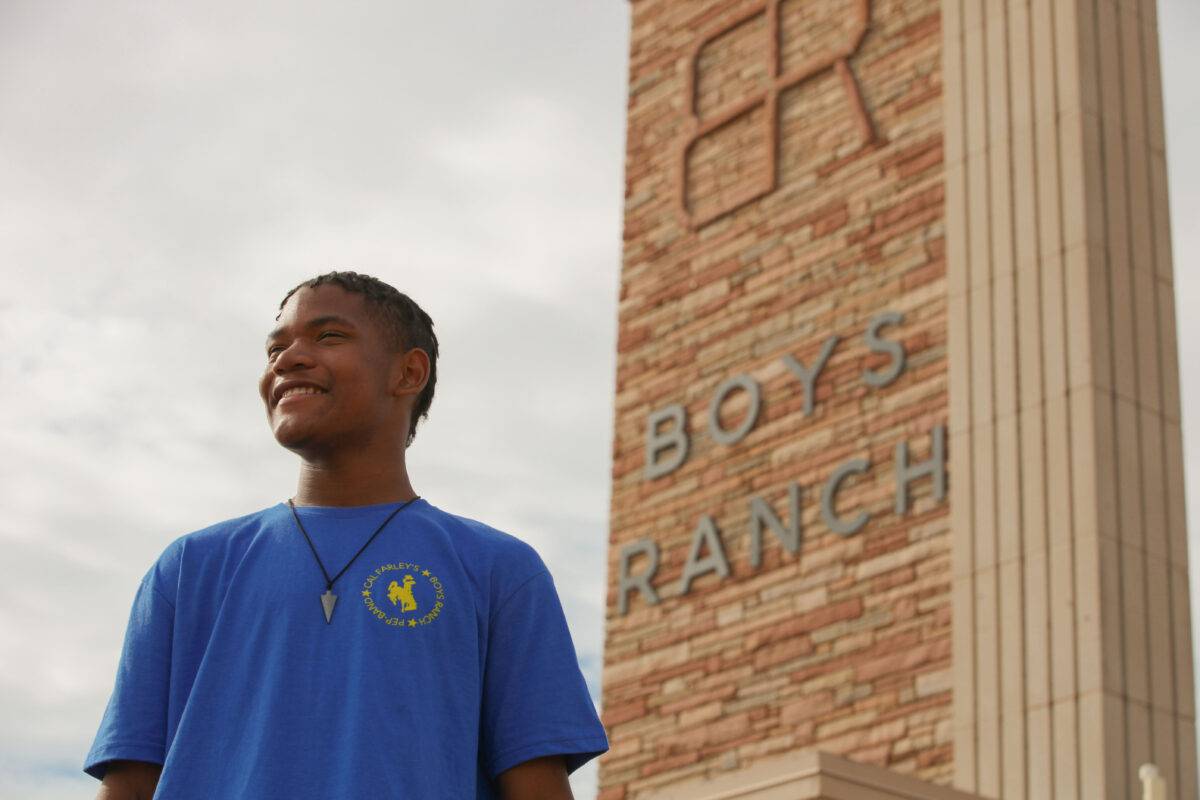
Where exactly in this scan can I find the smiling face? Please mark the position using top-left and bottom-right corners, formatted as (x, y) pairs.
(259, 284), (409, 457)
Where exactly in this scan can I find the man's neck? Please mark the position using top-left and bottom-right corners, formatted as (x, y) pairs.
(291, 451), (418, 508)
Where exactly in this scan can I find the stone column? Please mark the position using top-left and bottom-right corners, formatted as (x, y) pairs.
(943, 1), (1196, 798)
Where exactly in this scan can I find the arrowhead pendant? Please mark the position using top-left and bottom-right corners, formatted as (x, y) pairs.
(320, 589), (338, 624)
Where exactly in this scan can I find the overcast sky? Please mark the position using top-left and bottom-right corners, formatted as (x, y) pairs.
(0, 3), (1197, 799)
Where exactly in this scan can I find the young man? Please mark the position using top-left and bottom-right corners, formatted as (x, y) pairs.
(85, 271), (609, 799)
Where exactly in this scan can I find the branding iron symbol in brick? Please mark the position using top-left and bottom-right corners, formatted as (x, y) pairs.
(678, 0), (876, 229)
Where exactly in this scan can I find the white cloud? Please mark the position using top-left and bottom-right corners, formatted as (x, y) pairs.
(1162, 4), (1200, 775)
(0, 2), (627, 797)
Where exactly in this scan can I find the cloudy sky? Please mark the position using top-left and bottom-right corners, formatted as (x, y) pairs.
(0, 2), (1197, 799)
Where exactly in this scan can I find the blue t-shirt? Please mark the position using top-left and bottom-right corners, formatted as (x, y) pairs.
(83, 498), (608, 798)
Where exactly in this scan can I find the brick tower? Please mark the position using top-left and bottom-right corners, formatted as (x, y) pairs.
(600, 1), (1196, 799)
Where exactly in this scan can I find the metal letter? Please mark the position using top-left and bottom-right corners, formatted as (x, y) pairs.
(895, 425), (947, 515)
(782, 335), (840, 416)
(644, 403), (689, 480)
(707, 374), (762, 446)
(863, 310), (906, 388)
(749, 483), (803, 570)
(679, 515), (731, 596)
(821, 457), (871, 536)
(617, 539), (660, 615)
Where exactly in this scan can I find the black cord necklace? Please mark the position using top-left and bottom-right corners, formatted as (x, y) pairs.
(287, 496), (420, 624)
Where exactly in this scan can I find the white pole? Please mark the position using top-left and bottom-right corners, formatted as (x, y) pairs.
(1140, 763), (1166, 800)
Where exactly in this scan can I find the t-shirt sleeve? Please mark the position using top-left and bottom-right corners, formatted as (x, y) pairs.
(480, 569), (609, 780)
(82, 574), (175, 780)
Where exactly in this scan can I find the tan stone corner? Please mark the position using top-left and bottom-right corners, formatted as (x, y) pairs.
(645, 750), (990, 800)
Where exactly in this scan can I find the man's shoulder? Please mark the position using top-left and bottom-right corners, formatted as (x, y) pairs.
(143, 504), (280, 582)
(421, 503), (541, 559)
(418, 502), (547, 580)
(168, 504), (278, 550)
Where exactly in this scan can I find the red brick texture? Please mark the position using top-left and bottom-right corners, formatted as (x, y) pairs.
(601, 0), (951, 796)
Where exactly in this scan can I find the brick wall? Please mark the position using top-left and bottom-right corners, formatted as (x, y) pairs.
(601, 0), (952, 797)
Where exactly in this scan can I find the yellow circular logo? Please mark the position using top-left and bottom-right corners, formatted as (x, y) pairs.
(361, 561), (445, 628)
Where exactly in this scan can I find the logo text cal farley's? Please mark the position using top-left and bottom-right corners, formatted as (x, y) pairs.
(361, 562), (445, 628)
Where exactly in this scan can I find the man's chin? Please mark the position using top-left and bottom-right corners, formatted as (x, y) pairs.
(271, 420), (325, 452)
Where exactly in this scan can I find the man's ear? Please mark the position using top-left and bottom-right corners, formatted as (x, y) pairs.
(391, 347), (430, 397)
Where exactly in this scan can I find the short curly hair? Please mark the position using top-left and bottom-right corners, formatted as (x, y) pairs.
(275, 270), (438, 448)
